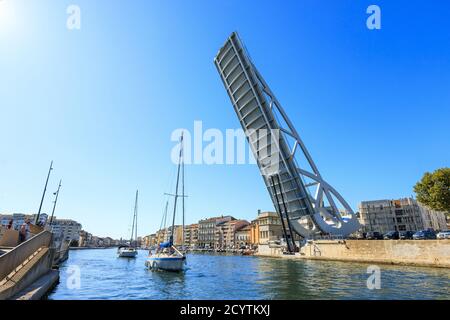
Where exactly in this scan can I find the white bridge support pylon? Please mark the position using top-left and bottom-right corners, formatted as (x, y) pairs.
(214, 32), (360, 238)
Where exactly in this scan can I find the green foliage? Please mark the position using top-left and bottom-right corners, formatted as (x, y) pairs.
(414, 168), (450, 214)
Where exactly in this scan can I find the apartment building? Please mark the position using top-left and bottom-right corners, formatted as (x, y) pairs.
(0, 213), (49, 230)
(198, 215), (234, 248)
(215, 219), (250, 249)
(155, 225), (183, 245)
(184, 224), (198, 249)
(50, 218), (82, 242)
(142, 233), (157, 248)
(235, 224), (252, 247)
(78, 230), (92, 247)
(359, 198), (448, 233)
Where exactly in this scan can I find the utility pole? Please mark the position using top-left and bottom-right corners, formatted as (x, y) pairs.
(49, 179), (62, 225)
(35, 161), (53, 225)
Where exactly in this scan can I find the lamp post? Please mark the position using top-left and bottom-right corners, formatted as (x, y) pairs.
(49, 179), (62, 225)
(35, 161), (53, 225)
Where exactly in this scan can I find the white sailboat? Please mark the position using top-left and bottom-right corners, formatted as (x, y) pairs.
(146, 134), (187, 271)
(118, 190), (139, 258)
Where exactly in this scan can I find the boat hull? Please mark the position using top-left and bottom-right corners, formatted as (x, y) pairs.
(145, 256), (185, 271)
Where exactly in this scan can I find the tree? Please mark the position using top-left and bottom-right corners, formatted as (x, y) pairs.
(414, 168), (450, 215)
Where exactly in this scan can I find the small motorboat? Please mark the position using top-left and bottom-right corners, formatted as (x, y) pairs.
(117, 245), (138, 258)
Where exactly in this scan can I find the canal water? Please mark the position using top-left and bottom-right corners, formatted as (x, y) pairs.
(48, 248), (449, 300)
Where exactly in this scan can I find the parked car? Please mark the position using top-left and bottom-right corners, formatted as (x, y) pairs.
(366, 231), (383, 240)
(348, 232), (366, 240)
(383, 231), (399, 240)
(356, 232), (367, 240)
(436, 231), (450, 239)
(412, 229), (437, 240)
(399, 231), (415, 240)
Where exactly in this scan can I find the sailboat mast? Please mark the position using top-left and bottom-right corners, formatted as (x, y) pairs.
(181, 138), (185, 248)
(170, 133), (183, 245)
(130, 190), (138, 247)
(159, 200), (169, 242)
(135, 190), (138, 248)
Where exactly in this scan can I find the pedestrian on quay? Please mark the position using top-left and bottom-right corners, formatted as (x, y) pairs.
(19, 219), (30, 243)
(7, 219), (13, 230)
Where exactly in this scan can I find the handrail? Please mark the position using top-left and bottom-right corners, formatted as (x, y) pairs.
(0, 230), (52, 281)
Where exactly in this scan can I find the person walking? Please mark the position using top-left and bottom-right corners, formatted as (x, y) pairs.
(19, 219), (30, 243)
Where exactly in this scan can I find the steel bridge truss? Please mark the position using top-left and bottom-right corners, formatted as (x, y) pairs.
(214, 32), (360, 238)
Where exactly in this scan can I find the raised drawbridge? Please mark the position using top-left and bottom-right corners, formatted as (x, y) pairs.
(214, 32), (360, 241)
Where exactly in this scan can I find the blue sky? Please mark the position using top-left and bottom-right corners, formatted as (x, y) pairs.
(0, 0), (449, 239)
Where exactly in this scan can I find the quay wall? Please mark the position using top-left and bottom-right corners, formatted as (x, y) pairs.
(69, 246), (111, 250)
(257, 240), (450, 268)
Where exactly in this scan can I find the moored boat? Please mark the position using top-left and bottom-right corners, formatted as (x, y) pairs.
(146, 133), (187, 272)
(117, 245), (138, 258)
(145, 243), (186, 271)
(118, 190), (139, 258)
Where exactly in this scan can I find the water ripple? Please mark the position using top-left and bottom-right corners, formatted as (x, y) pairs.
(48, 248), (450, 300)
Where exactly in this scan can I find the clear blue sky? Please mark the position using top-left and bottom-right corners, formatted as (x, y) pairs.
(1, 0), (449, 239)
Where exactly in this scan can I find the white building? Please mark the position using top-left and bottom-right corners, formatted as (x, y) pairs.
(0, 213), (48, 230)
(50, 218), (82, 242)
(358, 198), (447, 233)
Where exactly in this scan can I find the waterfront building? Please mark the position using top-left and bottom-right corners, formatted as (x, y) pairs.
(155, 225), (183, 245)
(1, 214), (82, 243)
(249, 220), (259, 245)
(156, 227), (173, 244)
(235, 224), (252, 247)
(253, 211), (283, 244)
(215, 219), (250, 249)
(50, 218), (82, 242)
(142, 235), (149, 248)
(103, 237), (113, 247)
(91, 236), (103, 247)
(78, 230), (92, 247)
(184, 224), (198, 249)
(358, 198), (448, 233)
(31, 213), (49, 226)
(0, 213), (48, 230)
(198, 215), (235, 249)
(142, 234), (155, 248)
(148, 233), (157, 246)
(142, 234), (157, 248)
(136, 236), (143, 247)
(172, 225), (184, 246)
(78, 231), (119, 247)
